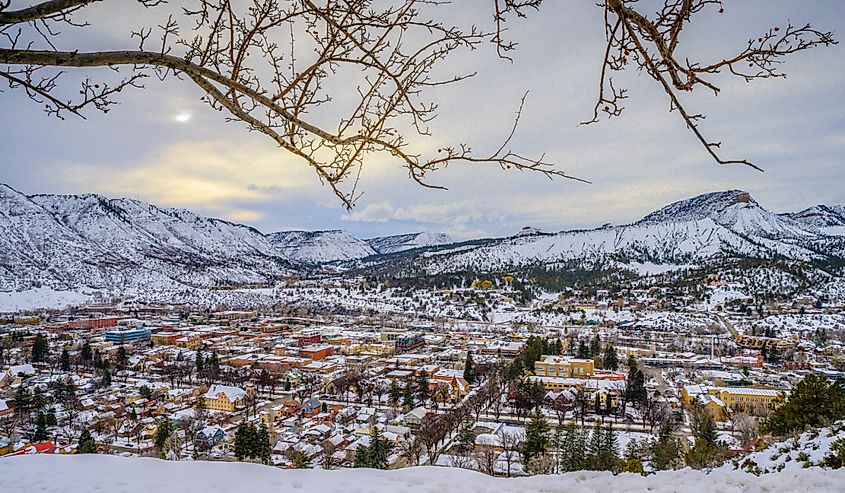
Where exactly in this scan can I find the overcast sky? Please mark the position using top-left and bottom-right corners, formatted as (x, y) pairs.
(2, 1), (843, 239)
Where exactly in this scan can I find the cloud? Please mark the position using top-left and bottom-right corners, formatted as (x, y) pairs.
(343, 200), (486, 225)
(58, 138), (318, 221)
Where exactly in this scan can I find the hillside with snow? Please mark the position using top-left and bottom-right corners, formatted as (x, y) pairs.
(0, 184), (295, 293)
(367, 232), (453, 254)
(267, 230), (376, 263)
(363, 191), (845, 278)
(3, 186), (845, 307)
(3, 454), (844, 493)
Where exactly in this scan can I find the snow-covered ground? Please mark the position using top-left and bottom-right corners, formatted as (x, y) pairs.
(3, 454), (844, 493)
(0, 287), (91, 312)
(723, 421), (845, 474)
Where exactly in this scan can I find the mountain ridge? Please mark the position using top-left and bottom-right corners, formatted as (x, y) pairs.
(1, 184), (844, 293)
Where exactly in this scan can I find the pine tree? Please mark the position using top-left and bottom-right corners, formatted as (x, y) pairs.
(257, 423), (272, 465)
(589, 335), (601, 358)
(77, 428), (97, 454)
(415, 370), (430, 403)
(463, 351), (476, 384)
(60, 348), (71, 371)
(31, 334), (49, 363)
(596, 424), (620, 471)
(764, 373), (845, 436)
(116, 345), (128, 370)
(154, 418), (172, 451)
(685, 404), (726, 469)
(652, 421), (682, 471)
(291, 450), (310, 468)
(80, 342), (92, 366)
(576, 340), (589, 358)
(354, 444), (370, 468)
(522, 407), (550, 464)
(366, 427), (394, 469)
(32, 412), (48, 442)
(234, 422), (250, 461)
(586, 423), (602, 470)
(402, 382), (415, 409)
(602, 344), (619, 371)
(388, 379), (401, 408)
(455, 418), (476, 456)
(101, 366), (112, 387)
(195, 351), (204, 375)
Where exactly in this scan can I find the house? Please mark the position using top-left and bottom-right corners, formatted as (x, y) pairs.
(403, 406), (428, 427)
(202, 384), (250, 412)
(2, 364), (36, 387)
(196, 426), (225, 448)
(302, 397), (322, 418)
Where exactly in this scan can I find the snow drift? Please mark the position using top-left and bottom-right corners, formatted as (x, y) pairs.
(2, 454), (844, 493)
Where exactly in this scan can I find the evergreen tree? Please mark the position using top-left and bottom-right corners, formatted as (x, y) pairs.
(154, 418), (172, 451)
(622, 438), (645, 474)
(31, 334), (49, 363)
(80, 342), (92, 366)
(522, 407), (550, 464)
(596, 424), (620, 471)
(589, 335), (601, 358)
(455, 418), (476, 456)
(402, 382), (415, 409)
(366, 427), (394, 469)
(354, 444), (370, 468)
(257, 423), (272, 465)
(463, 351), (476, 384)
(195, 351), (204, 375)
(652, 421), (682, 471)
(415, 370), (430, 403)
(576, 340), (589, 359)
(32, 412), (48, 442)
(234, 422), (250, 461)
(603, 344), (619, 371)
(764, 374), (845, 436)
(586, 423), (603, 470)
(60, 348), (71, 371)
(116, 345), (128, 370)
(139, 385), (153, 400)
(388, 379), (401, 408)
(77, 428), (97, 454)
(685, 404), (727, 469)
(14, 386), (31, 419)
(291, 450), (310, 468)
(101, 366), (112, 387)
(208, 351), (221, 382)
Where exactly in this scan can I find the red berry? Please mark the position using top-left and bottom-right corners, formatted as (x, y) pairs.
(719, 8), (724, 13)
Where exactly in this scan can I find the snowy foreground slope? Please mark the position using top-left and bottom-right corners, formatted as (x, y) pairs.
(2, 455), (844, 493)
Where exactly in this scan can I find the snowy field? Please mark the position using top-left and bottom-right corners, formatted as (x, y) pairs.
(2, 455), (844, 493)
(0, 288), (90, 312)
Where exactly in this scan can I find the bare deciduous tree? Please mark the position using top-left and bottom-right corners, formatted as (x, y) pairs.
(590, 0), (835, 170)
(0, 1), (835, 206)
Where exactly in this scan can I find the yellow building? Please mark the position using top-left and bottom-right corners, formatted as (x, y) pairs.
(682, 384), (780, 418)
(534, 355), (594, 378)
(201, 384), (250, 412)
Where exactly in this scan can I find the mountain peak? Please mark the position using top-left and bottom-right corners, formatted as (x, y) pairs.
(640, 190), (755, 224)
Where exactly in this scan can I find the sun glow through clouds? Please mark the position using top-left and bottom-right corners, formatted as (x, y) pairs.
(174, 112), (192, 123)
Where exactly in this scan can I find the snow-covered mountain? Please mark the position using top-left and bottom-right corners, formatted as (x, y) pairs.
(267, 230), (376, 263)
(3, 185), (844, 296)
(0, 184), (294, 292)
(786, 204), (845, 227)
(366, 231), (453, 254)
(366, 190), (845, 276)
